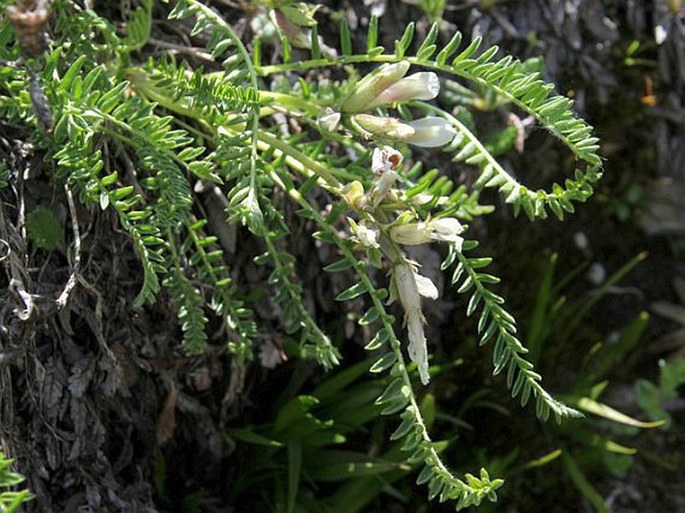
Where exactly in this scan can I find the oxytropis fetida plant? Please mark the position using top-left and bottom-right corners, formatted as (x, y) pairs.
(0, 0), (603, 509)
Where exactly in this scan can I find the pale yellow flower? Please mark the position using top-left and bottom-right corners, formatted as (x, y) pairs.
(363, 72), (440, 111)
(392, 263), (438, 385)
(390, 218), (464, 249)
(342, 61), (411, 113)
(353, 115), (456, 148)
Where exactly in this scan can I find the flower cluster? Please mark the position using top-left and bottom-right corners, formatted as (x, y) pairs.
(321, 61), (456, 148)
(387, 217), (464, 384)
(343, 144), (466, 385)
(333, 64), (467, 385)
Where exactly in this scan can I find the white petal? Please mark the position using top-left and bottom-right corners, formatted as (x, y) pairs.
(365, 72), (440, 110)
(394, 264), (421, 314)
(355, 223), (380, 248)
(371, 147), (385, 174)
(404, 116), (456, 148)
(414, 272), (438, 299)
(432, 217), (463, 235)
(428, 217), (464, 243)
(390, 223), (432, 245)
(407, 314), (430, 385)
(371, 145), (403, 175)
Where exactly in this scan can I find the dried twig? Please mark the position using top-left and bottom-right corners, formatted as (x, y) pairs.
(56, 184), (81, 308)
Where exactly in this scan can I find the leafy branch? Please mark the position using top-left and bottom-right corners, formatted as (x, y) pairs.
(255, 207), (341, 369)
(267, 166), (504, 509)
(443, 242), (582, 422)
(256, 17), (602, 219)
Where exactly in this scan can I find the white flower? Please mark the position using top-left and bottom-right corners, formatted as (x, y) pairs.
(353, 115), (456, 148)
(402, 116), (456, 148)
(390, 218), (464, 250)
(342, 61), (411, 113)
(392, 263), (438, 385)
(354, 221), (380, 248)
(341, 61), (440, 113)
(363, 72), (440, 111)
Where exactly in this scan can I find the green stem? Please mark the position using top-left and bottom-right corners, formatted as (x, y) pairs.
(129, 70), (347, 190)
(258, 131), (341, 189)
(261, 233), (340, 368)
(257, 90), (326, 117)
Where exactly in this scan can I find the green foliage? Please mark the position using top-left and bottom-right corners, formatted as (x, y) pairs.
(636, 357), (685, 429)
(492, 252), (664, 511)
(228, 368), (400, 513)
(25, 204), (65, 251)
(0, 449), (33, 512)
(0, 0), (606, 509)
(227, 359), (498, 512)
(257, 16), (602, 220)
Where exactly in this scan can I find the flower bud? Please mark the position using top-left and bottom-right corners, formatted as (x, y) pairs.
(353, 114), (415, 140)
(364, 72), (440, 111)
(342, 180), (365, 209)
(341, 61), (411, 113)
